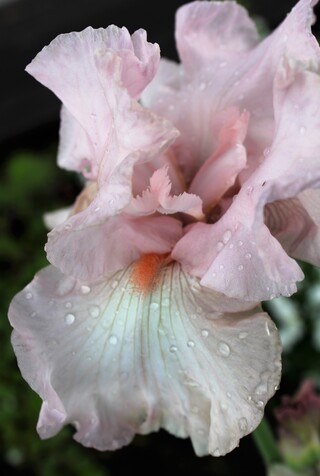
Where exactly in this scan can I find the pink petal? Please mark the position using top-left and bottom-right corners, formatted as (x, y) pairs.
(126, 166), (203, 219)
(173, 54), (320, 302)
(175, 1), (259, 73)
(189, 110), (249, 211)
(9, 262), (281, 455)
(46, 214), (182, 281)
(266, 190), (320, 266)
(27, 26), (177, 183)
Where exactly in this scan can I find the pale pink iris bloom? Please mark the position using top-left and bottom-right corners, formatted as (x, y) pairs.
(8, 0), (320, 456)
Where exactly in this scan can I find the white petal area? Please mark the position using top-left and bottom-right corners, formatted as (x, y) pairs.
(9, 262), (281, 456)
(126, 166), (203, 219)
(44, 207), (72, 230)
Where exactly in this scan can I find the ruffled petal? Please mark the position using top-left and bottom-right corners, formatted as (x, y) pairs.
(266, 190), (320, 266)
(26, 26), (177, 183)
(175, 0), (259, 73)
(9, 262), (281, 456)
(126, 166), (203, 219)
(173, 59), (320, 302)
(46, 214), (182, 281)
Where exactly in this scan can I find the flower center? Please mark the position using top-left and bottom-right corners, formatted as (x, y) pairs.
(131, 253), (172, 294)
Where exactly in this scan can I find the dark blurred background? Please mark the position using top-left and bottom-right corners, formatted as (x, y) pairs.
(2, 1), (320, 475)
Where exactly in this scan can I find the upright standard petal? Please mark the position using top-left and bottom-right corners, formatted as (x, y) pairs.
(175, 0), (259, 73)
(9, 261), (281, 456)
(26, 26), (176, 184)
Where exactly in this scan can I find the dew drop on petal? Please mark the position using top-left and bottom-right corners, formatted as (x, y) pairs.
(187, 340), (195, 348)
(222, 230), (232, 244)
(89, 305), (100, 318)
(201, 329), (209, 337)
(218, 341), (230, 357)
(64, 313), (75, 325)
(170, 345), (178, 353)
(238, 265), (244, 271)
(65, 301), (72, 309)
(109, 335), (118, 345)
(239, 417), (248, 431)
(238, 240), (243, 247)
(111, 280), (119, 289)
(245, 253), (252, 259)
(217, 241), (224, 251)
(239, 331), (248, 339)
(26, 292), (33, 300)
(150, 302), (159, 310)
(81, 285), (91, 294)
(219, 264), (224, 270)
(226, 392), (232, 398)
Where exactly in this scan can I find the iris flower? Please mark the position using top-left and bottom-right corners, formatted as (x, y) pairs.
(9, 0), (320, 456)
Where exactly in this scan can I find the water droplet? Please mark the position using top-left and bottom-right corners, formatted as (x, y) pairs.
(269, 293), (276, 300)
(246, 185), (253, 195)
(217, 241), (224, 251)
(163, 297), (170, 306)
(94, 206), (100, 212)
(89, 305), (100, 318)
(64, 223), (72, 230)
(226, 392), (232, 398)
(81, 285), (91, 294)
(170, 345), (178, 353)
(239, 331), (248, 339)
(238, 240), (243, 247)
(201, 329), (209, 337)
(263, 147), (271, 157)
(213, 448), (221, 457)
(64, 313), (75, 325)
(256, 400), (264, 409)
(229, 243), (234, 249)
(26, 292), (33, 300)
(219, 264), (224, 270)
(212, 272), (217, 277)
(239, 417), (248, 431)
(150, 302), (159, 310)
(65, 301), (72, 309)
(238, 265), (244, 271)
(245, 253), (252, 259)
(300, 126), (306, 135)
(218, 341), (230, 357)
(222, 230), (232, 244)
(265, 322), (271, 336)
(255, 381), (268, 395)
(187, 340), (195, 348)
(109, 335), (118, 345)
(220, 401), (228, 412)
(111, 280), (118, 289)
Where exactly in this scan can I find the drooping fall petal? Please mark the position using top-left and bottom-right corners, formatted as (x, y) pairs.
(9, 262), (281, 456)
